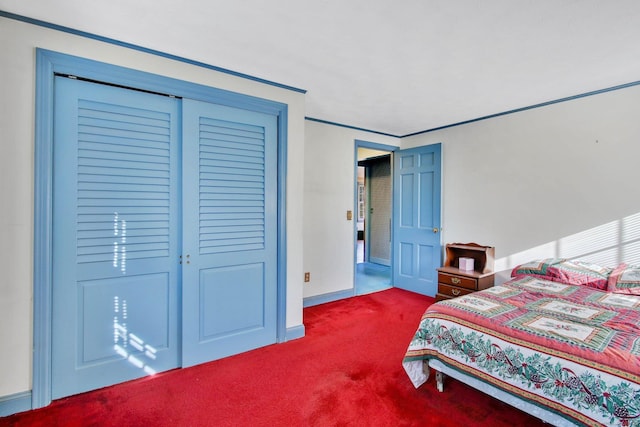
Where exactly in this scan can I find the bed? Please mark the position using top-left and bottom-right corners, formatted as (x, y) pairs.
(402, 259), (640, 427)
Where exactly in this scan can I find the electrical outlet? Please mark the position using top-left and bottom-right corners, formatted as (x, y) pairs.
(304, 272), (310, 282)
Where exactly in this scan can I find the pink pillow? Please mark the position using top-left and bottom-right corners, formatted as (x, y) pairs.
(512, 259), (611, 290)
(607, 263), (640, 295)
(511, 258), (565, 280)
(550, 260), (611, 290)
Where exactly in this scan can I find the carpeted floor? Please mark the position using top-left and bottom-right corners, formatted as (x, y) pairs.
(1, 288), (545, 426)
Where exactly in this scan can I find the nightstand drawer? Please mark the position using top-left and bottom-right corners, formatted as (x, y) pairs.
(437, 272), (477, 290)
(438, 283), (474, 298)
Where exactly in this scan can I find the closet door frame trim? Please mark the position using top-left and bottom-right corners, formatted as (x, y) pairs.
(33, 48), (289, 409)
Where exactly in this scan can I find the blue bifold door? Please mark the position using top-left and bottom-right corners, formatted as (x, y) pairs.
(51, 76), (277, 398)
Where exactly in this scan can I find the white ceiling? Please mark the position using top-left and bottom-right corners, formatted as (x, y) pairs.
(3, 0), (640, 136)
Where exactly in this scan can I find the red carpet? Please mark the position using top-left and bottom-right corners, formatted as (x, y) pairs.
(2, 288), (544, 426)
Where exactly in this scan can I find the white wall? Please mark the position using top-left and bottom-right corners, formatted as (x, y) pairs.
(303, 121), (399, 298)
(0, 16), (305, 398)
(303, 80), (640, 297)
(403, 84), (640, 282)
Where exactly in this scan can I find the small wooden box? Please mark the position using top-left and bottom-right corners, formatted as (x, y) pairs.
(458, 257), (475, 271)
(443, 242), (494, 274)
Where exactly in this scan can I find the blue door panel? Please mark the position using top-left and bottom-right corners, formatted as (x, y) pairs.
(400, 174), (414, 226)
(200, 263), (265, 338)
(418, 244), (436, 279)
(419, 173), (435, 227)
(401, 155), (414, 168)
(81, 273), (170, 363)
(393, 144), (442, 296)
(400, 242), (413, 276)
(52, 76), (181, 398)
(420, 152), (435, 167)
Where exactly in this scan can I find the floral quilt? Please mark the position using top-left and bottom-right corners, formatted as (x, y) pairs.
(403, 276), (640, 427)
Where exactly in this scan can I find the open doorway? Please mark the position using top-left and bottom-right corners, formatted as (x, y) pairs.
(355, 142), (395, 295)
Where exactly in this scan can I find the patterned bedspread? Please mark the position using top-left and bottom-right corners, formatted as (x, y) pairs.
(402, 276), (640, 426)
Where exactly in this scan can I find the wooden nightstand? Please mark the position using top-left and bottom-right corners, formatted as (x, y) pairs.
(435, 242), (495, 302)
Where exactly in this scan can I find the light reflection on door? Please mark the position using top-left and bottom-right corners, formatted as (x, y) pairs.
(111, 214), (158, 375)
(112, 213), (127, 275)
(113, 296), (158, 375)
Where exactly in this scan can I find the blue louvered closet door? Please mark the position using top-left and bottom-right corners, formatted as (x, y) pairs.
(181, 99), (277, 367)
(52, 76), (182, 398)
(51, 77), (278, 398)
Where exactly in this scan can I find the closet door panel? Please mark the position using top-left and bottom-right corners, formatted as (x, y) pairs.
(52, 76), (181, 398)
(181, 99), (278, 367)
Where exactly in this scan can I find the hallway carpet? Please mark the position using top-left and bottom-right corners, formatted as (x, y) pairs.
(2, 288), (544, 426)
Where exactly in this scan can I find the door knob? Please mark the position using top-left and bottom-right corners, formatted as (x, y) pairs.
(433, 227), (439, 233)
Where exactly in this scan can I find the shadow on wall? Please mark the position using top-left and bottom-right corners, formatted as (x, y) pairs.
(495, 211), (640, 284)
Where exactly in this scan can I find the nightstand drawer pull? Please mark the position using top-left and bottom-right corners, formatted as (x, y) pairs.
(437, 271), (482, 290)
(437, 283), (474, 300)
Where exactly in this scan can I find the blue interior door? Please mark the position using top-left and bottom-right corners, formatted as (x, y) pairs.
(392, 144), (442, 296)
(51, 76), (181, 398)
(181, 99), (278, 367)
